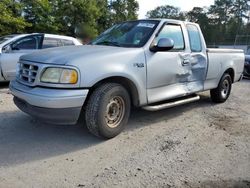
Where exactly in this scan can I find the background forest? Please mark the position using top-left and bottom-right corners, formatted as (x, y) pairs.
(1, 0), (250, 45)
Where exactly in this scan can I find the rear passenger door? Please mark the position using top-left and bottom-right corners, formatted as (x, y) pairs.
(185, 24), (208, 93)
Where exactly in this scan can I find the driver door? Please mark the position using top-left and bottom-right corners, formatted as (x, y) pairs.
(146, 23), (192, 104)
(0, 34), (43, 80)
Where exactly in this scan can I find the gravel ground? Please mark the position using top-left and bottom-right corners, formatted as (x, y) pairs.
(0, 80), (249, 188)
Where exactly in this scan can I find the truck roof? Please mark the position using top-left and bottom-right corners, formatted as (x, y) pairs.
(138, 18), (198, 26)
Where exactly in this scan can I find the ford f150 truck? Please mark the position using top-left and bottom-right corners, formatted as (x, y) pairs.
(10, 19), (244, 138)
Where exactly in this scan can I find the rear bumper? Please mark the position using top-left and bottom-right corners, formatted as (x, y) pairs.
(10, 80), (89, 124)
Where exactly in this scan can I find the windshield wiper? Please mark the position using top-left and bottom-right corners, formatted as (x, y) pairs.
(95, 41), (121, 47)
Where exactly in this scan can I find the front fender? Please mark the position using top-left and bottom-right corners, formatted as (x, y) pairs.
(89, 72), (147, 106)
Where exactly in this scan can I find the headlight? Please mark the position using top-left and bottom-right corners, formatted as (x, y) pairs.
(41, 68), (78, 84)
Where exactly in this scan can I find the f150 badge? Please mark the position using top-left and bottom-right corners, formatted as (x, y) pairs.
(133, 63), (145, 68)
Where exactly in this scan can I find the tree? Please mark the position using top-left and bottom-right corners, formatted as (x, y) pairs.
(110, 0), (139, 23)
(96, 0), (112, 32)
(146, 5), (184, 20)
(95, 0), (139, 33)
(231, 0), (250, 38)
(186, 7), (211, 41)
(54, 0), (101, 38)
(207, 0), (238, 44)
(0, 0), (139, 38)
(21, 0), (58, 33)
(0, 0), (30, 35)
(206, 0), (250, 45)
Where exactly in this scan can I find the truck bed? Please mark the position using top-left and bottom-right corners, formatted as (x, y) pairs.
(204, 48), (244, 90)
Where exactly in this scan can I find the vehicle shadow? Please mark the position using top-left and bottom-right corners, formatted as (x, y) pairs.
(127, 92), (213, 132)
(184, 179), (250, 188)
(0, 110), (102, 167)
(0, 93), (214, 167)
(0, 82), (9, 89)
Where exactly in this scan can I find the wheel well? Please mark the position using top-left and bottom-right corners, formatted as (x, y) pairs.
(89, 77), (140, 107)
(224, 68), (235, 82)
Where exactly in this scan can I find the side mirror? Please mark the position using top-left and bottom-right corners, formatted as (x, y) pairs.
(150, 38), (174, 52)
(2, 45), (12, 53)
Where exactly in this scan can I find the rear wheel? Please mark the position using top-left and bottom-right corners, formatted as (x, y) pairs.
(85, 83), (131, 139)
(210, 73), (232, 103)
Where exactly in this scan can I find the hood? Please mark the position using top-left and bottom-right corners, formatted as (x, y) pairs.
(20, 45), (143, 65)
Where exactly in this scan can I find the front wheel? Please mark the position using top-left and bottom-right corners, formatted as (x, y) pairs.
(210, 73), (232, 103)
(85, 83), (131, 139)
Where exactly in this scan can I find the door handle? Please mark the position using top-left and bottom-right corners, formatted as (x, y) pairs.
(182, 59), (190, 66)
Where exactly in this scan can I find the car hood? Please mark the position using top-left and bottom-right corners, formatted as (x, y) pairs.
(20, 45), (143, 65)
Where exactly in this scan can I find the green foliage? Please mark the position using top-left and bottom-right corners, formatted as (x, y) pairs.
(21, 0), (58, 33)
(110, 0), (139, 23)
(186, 7), (211, 42)
(96, 0), (111, 32)
(96, 0), (139, 32)
(146, 5), (183, 20)
(146, 0), (250, 45)
(0, 0), (139, 39)
(0, 0), (249, 46)
(54, 0), (100, 37)
(0, 0), (31, 35)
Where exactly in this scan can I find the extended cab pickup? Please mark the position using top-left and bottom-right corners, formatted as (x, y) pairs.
(10, 19), (244, 138)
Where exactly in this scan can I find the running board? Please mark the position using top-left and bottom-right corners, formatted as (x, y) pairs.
(142, 95), (200, 111)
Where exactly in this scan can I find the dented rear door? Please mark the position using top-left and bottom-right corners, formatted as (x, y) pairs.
(185, 24), (208, 93)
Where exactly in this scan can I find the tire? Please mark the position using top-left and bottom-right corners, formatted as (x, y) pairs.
(210, 73), (232, 103)
(85, 83), (131, 139)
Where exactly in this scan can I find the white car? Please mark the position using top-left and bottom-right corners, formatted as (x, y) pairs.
(0, 33), (82, 82)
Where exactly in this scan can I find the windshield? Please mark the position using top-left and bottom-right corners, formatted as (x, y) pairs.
(91, 20), (160, 48)
(0, 35), (17, 44)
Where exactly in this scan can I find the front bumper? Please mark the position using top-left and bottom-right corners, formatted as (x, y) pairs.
(10, 80), (89, 124)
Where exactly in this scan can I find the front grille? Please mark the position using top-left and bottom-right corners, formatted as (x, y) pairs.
(18, 62), (39, 84)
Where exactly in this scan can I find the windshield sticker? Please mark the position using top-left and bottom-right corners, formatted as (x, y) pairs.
(137, 23), (155, 28)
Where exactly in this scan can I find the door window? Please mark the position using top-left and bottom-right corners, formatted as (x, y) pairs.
(12, 36), (41, 50)
(155, 24), (185, 50)
(42, 38), (61, 49)
(187, 25), (202, 52)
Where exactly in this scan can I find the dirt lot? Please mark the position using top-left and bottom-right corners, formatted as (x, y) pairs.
(0, 80), (249, 188)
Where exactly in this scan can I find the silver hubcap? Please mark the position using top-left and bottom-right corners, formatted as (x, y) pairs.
(221, 79), (230, 98)
(105, 96), (125, 128)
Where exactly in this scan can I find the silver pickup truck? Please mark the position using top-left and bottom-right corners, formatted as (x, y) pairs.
(10, 19), (244, 138)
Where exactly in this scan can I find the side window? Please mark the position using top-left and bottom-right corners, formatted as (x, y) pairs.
(61, 39), (74, 46)
(155, 24), (185, 50)
(12, 36), (41, 50)
(187, 25), (202, 52)
(42, 38), (61, 49)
